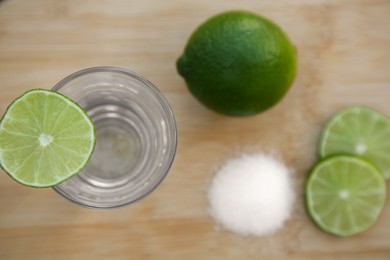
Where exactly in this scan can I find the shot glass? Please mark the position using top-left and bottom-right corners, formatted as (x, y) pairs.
(52, 66), (177, 209)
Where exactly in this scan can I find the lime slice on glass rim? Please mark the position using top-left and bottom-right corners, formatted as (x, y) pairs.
(305, 155), (386, 237)
(320, 106), (390, 179)
(0, 89), (95, 188)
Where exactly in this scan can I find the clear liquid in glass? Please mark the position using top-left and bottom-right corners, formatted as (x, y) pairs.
(52, 67), (177, 209)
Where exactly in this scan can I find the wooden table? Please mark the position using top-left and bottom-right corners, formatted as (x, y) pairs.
(0, 0), (389, 259)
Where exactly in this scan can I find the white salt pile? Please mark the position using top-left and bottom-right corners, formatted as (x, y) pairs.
(207, 153), (295, 236)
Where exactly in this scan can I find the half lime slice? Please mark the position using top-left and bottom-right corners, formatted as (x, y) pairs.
(0, 89), (95, 188)
(320, 106), (390, 179)
(305, 155), (386, 237)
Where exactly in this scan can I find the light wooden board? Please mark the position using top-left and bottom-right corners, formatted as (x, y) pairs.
(0, 0), (389, 259)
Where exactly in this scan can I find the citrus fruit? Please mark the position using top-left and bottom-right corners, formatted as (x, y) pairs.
(0, 89), (96, 188)
(305, 155), (386, 237)
(320, 106), (390, 179)
(176, 10), (297, 116)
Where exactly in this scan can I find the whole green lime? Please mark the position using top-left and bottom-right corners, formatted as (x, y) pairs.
(176, 10), (297, 116)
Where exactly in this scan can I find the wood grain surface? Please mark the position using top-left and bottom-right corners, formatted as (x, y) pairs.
(0, 0), (390, 259)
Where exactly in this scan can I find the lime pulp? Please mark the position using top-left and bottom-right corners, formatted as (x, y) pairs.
(305, 155), (386, 237)
(0, 89), (95, 188)
(320, 106), (390, 179)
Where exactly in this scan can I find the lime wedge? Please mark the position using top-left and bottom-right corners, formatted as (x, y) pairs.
(305, 155), (386, 237)
(0, 89), (95, 188)
(320, 106), (390, 179)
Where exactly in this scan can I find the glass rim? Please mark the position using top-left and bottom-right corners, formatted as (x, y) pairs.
(51, 66), (178, 210)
